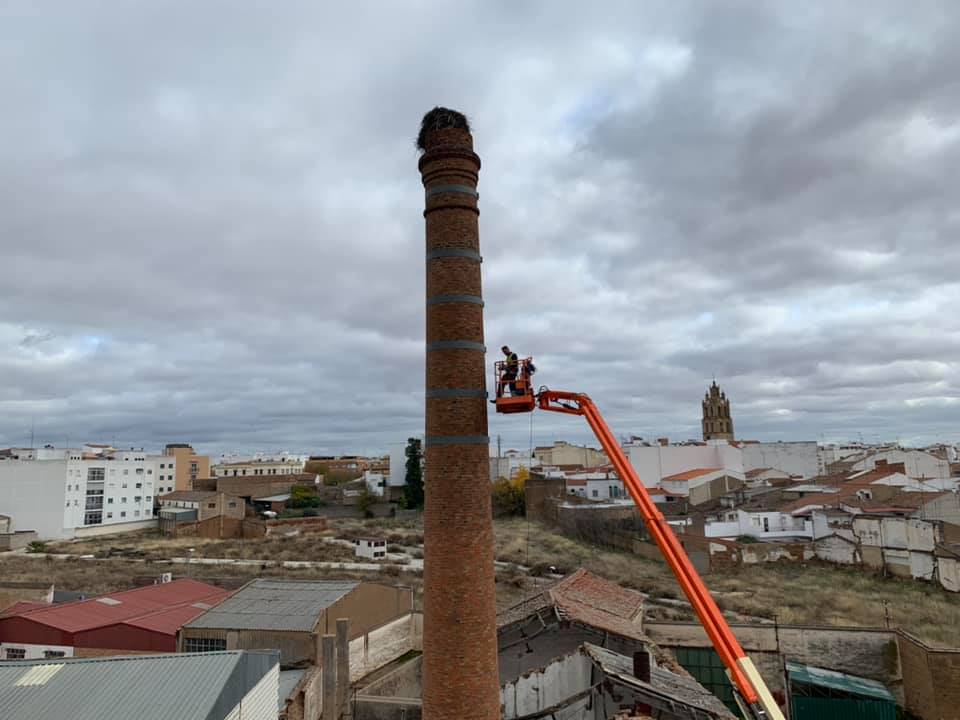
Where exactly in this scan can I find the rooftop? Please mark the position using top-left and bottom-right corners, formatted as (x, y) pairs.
(585, 643), (735, 718)
(498, 568), (645, 641)
(0, 579), (229, 635)
(0, 650), (279, 720)
(183, 578), (359, 632)
(158, 491), (218, 502)
(662, 468), (720, 482)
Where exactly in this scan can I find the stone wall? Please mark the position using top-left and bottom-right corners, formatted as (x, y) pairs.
(897, 630), (960, 720)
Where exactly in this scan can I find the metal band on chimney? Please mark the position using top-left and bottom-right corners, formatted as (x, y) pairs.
(425, 389), (488, 399)
(425, 184), (479, 199)
(426, 294), (484, 307)
(426, 248), (482, 262)
(424, 435), (490, 446)
(426, 340), (486, 352)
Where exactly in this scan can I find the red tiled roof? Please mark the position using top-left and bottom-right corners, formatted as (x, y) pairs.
(497, 568), (645, 641)
(4, 579), (227, 633)
(662, 468), (720, 482)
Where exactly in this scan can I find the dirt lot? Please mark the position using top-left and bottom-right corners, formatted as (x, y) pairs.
(7, 516), (960, 647)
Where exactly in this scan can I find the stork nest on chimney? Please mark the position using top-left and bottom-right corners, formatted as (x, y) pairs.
(417, 106), (470, 150)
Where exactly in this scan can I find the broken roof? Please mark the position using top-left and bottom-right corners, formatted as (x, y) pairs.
(497, 568), (645, 641)
(585, 643), (735, 718)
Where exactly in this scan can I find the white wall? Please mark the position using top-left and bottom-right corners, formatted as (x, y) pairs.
(742, 441), (819, 479)
(0, 460), (71, 539)
(0, 643), (74, 660)
(851, 450), (951, 480)
(500, 649), (592, 719)
(626, 442), (743, 488)
(225, 661), (279, 720)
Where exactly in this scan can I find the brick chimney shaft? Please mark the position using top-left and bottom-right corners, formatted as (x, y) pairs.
(418, 108), (499, 720)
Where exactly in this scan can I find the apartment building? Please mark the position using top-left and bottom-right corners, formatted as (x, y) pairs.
(0, 445), (179, 539)
(212, 457), (304, 478)
(163, 443), (211, 491)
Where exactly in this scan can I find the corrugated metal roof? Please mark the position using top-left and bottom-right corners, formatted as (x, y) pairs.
(0, 650), (279, 720)
(786, 661), (895, 701)
(2, 579), (228, 634)
(184, 579), (359, 632)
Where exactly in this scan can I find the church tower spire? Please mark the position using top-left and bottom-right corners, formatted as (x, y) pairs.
(702, 380), (734, 441)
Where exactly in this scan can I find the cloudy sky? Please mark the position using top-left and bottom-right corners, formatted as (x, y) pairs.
(2, 1), (958, 456)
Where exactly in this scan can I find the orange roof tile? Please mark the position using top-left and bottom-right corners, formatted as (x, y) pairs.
(662, 468), (720, 482)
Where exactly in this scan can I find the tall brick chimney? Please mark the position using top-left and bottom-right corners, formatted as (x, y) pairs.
(417, 107), (500, 720)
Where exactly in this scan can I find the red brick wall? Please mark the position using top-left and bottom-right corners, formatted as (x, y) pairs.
(420, 115), (499, 720)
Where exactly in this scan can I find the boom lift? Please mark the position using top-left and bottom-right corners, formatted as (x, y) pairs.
(494, 359), (785, 720)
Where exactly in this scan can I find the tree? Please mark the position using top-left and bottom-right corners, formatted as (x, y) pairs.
(289, 485), (321, 509)
(491, 468), (527, 517)
(356, 484), (378, 519)
(402, 437), (424, 510)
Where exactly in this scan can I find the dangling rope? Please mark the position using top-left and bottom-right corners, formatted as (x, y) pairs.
(524, 407), (534, 571)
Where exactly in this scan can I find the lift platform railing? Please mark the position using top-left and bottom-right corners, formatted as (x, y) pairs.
(493, 357), (536, 399)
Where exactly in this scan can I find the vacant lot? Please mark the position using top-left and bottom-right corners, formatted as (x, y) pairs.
(10, 516), (960, 647)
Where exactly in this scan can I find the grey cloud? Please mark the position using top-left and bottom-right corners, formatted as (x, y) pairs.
(1, 1), (958, 455)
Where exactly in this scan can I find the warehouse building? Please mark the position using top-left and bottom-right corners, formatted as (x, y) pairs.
(0, 649), (279, 720)
(179, 578), (412, 665)
(0, 579), (230, 658)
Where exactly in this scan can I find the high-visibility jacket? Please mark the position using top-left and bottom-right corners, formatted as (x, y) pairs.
(505, 352), (519, 370)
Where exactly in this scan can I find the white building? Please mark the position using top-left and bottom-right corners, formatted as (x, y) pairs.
(564, 470), (625, 500)
(354, 538), (387, 559)
(625, 440), (743, 488)
(850, 449), (951, 480)
(388, 439), (423, 490)
(742, 441), (819, 479)
(363, 471), (388, 497)
(212, 457), (304, 477)
(705, 509), (813, 541)
(0, 447), (168, 539)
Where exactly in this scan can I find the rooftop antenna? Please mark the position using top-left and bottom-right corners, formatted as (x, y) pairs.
(30, 418), (35, 450)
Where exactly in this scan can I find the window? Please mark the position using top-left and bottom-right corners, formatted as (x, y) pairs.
(134, 510), (140, 517)
(107, 498), (114, 504)
(120, 511), (127, 518)
(106, 512), (113, 519)
(87, 467), (105, 483)
(43, 650), (66, 659)
(592, 490), (599, 497)
(147, 469), (152, 475)
(135, 482), (142, 489)
(65, 501), (70, 507)
(5, 648), (26, 660)
(135, 468), (144, 475)
(109, 469), (115, 475)
(146, 496), (151, 503)
(84, 511), (102, 525)
(123, 469), (129, 475)
(160, 463), (165, 469)
(207, 503), (216, 508)
(184, 637), (227, 653)
(134, 496), (142, 502)
(228, 502), (237, 508)
(121, 497), (127, 503)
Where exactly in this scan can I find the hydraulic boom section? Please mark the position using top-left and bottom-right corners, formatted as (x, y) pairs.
(514, 388), (785, 720)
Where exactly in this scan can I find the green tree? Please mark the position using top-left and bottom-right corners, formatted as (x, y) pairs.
(402, 437), (424, 510)
(356, 484), (378, 518)
(289, 485), (320, 508)
(491, 469), (527, 517)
